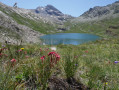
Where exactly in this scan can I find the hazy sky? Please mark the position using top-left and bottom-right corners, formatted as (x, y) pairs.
(0, 0), (118, 17)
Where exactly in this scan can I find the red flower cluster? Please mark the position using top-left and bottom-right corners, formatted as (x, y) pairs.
(40, 55), (45, 63)
(85, 50), (88, 53)
(11, 59), (16, 67)
(48, 51), (60, 66)
(40, 51), (60, 67)
(11, 59), (16, 62)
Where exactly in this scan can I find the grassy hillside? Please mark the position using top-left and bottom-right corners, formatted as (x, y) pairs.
(9, 12), (57, 34)
(0, 7), (57, 34)
(64, 16), (119, 38)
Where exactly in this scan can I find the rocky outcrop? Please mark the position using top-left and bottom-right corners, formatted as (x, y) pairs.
(72, 1), (119, 22)
(0, 3), (43, 44)
(31, 5), (73, 23)
(35, 5), (64, 16)
(81, 6), (110, 18)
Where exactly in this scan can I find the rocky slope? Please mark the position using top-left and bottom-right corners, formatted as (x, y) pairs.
(0, 2), (45, 44)
(73, 1), (119, 22)
(31, 5), (72, 23)
(0, 2), (73, 44)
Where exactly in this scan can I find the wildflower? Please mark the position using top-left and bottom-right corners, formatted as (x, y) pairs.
(2, 45), (5, 47)
(11, 59), (16, 63)
(55, 54), (60, 61)
(114, 61), (119, 63)
(48, 51), (56, 56)
(55, 53), (60, 64)
(19, 49), (22, 52)
(48, 51), (60, 65)
(40, 48), (42, 51)
(50, 47), (57, 51)
(40, 55), (45, 60)
(21, 48), (24, 50)
(16, 49), (22, 52)
(85, 50), (88, 53)
(105, 82), (108, 85)
(75, 64), (78, 66)
(25, 56), (29, 58)
(48, 51), (56, 62)
(40, 55), (45, 63)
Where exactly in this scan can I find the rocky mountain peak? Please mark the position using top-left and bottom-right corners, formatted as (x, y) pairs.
(44, 4), (63, 16)
(115, 1), (119, 3)
(30, 4), (73, 23)
(35, 4), (63, 16)
(75, 0), (119, 21)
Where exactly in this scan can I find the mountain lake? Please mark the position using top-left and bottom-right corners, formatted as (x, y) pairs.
(40, 33), (100, 45)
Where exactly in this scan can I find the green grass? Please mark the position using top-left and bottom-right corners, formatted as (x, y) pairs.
(63, 17), (119, 38)
(9, 12), (57, 34)
(0, 38), (119, 89)
(0, 4), (119, 90)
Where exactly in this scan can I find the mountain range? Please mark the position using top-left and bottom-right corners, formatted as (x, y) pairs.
(0, 1), (119, 44)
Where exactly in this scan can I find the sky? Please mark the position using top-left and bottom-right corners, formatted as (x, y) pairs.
(0, 0), (118, 17)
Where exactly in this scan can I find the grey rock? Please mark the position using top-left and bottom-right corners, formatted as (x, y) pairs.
(31, 5), (73, 23)
(0, 2), (44, 44)
(72, 0), (119, 22)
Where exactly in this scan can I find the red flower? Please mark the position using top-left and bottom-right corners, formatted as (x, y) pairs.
(16, 49), (22, 52)
(11, 59), (16, 63)
(25, 56), (29, 58)
(48, 51), (60, 65)
(48, 51), (56, 56)
(18, 50), (22, 52)
(55, 54), (60, 64)
(85, 51), (88, 53)
(55, 54), (60, 61)
(40, 55), (45, 60)
(40, 55), (45, 63)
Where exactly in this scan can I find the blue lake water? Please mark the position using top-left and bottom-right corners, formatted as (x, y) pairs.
(40, 33), (100, 45)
